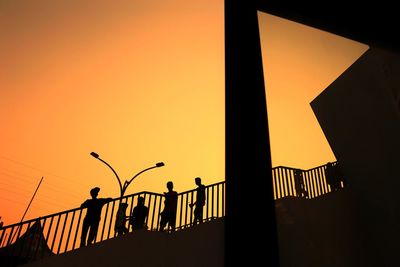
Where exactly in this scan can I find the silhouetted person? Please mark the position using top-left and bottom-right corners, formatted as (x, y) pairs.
(115, 202), (129, 236)
(189, 177), (206, 225)
(335, 163), (347, 187)
(159, 181), (178, 232)
(294, 169), (308, 198)
(130, 196), (149, 230)
(326, 162), (340, 192)
(80, 187), (112, 247)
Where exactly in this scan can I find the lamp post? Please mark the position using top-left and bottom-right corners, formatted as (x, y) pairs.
(90, 152), (165, 198)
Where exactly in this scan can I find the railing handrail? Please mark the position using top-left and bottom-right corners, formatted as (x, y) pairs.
(0, 163), (346, 265)
(272, 161), (337, 172)
(0, 181), (226, 230)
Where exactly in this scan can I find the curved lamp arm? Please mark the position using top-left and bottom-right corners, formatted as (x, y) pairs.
(90, 152), (123, 197)
(123, 162), (165, 196)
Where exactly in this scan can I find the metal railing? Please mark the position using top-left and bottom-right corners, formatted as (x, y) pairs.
(272, 161), (344, 199)
(0, 181), (225, 265)
(0, 162), (344, 265)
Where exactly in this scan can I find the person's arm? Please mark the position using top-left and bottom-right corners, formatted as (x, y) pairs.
(100, 197), (113, 205)
(80, 200), (89, 208)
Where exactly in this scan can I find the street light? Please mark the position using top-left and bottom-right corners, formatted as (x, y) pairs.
(90, 152), (165, 198)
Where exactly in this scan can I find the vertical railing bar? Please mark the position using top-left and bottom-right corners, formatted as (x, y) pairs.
(222, 182), (225, 216)
(282, 167), (288, 197)
(100, 202), (110, 241)
(216, 184), (220, 219)
(57, 213), (68, 254)
(289, 168), (295, 196)
(322, 165), (328, 191)
(5, 226), (14, 246)
(273, 168), (278, 199)
(320, 167), (328, 194)
(316, 168), (324, 196)
(285, 169), (291, 196)
(43, 216), (54, 258)
(287, 168), (293, 197)
(150, 194), (157, 231)
(157, 195), (163, 231)
(177, 194), (182, 230)
(206, 187), (210, 220)
(317, 167), (323, 195)
(304, 170), (310, 198)
(179, 193), (184, 229)
(64, 211), (76, 253)
(50, 215), (61, 252)
(277, 168), (282, 198)
(286, 169), (294, 196)
(72, 209), (83, 250)
(303, 170), (311, 199)
(128, 195), (135, 232)
(184, 193), (188, 228)
(310, 169), (316, 197)
(305, 171), (312, 198)
(279, 168), (284, 198)
(1, 233), (7, 247)
(6, 226), (16, 256)
(309, 171), (315, 198)
(212, 185), (215, 219)
(278, 168), (283, 198)
(107, 200), (116, 240)
(313, 169), (322, 196)
(190, 191), (194, 226)
(144, 194), (150, 228)
(13, 222), (24, 244)
(282, 168), (288, 197)
(271, 169), (275, 199)
(0, 229), (5, 248)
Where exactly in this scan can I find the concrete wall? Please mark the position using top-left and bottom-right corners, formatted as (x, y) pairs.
(275, 189), (373, 267)
(310, 47), (400, 266)
(23, 218), (224, 267)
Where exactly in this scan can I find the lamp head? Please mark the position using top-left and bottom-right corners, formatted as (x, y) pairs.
(156, 162), (165, 167)
(90, 152), (99, 158)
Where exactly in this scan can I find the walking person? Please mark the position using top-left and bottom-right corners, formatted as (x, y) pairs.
(80, 187), (112, 247)
(189, 177), (206, 225)
(130, 196), (149, 230)
(294, 169), (308, 198)
(326, 162), (340, 192)
(159, 181), (178, 232)
(115, 202), (129, 236)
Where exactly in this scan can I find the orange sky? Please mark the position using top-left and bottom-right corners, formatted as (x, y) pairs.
(258, 12), (368, 169)
(0, 1), (367, 226)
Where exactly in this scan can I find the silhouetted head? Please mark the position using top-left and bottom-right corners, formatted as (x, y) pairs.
(195, 177), (201, 185)
(138, 196), (145, 205)
(120, 203), (128, 210)
(167, 181), (173, 191)
(90, 187), (100, 199)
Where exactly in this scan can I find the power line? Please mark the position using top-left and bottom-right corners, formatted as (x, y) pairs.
(0, 155), (80, 184)
(0, 169), (84, 200)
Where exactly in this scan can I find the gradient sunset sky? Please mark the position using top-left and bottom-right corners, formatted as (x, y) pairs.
(0, 0), (368, 226)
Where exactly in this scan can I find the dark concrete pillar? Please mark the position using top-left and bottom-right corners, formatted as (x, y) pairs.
(225, 0), (279, 265)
